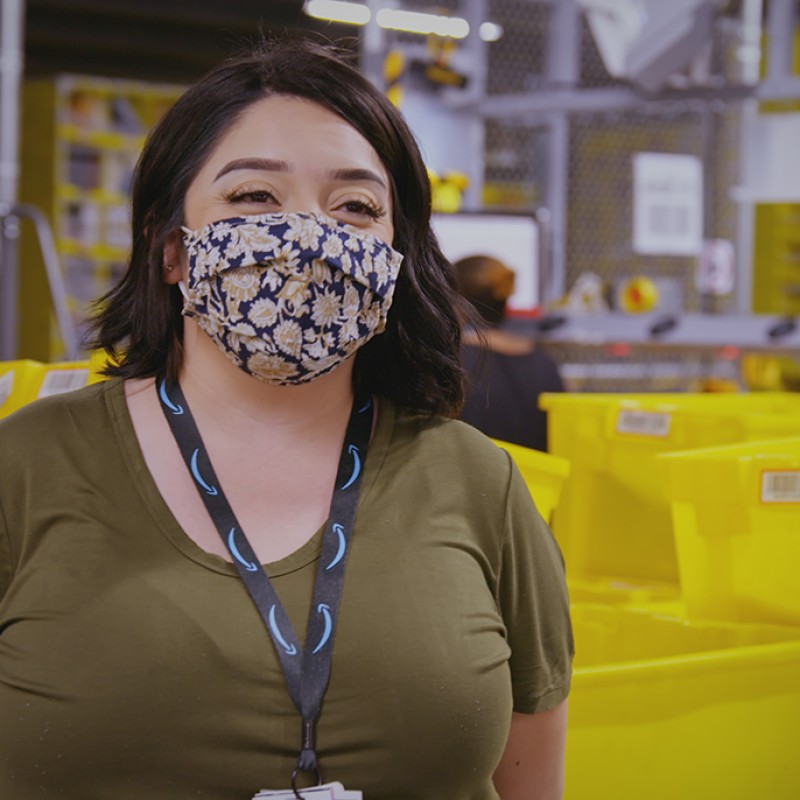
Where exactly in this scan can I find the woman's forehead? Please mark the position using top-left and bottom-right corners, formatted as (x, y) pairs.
(201, 95), (389, 181)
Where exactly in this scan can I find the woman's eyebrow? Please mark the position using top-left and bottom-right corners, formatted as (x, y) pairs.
(329, 168), (387, 190)
(213, 159), (387, 191)
(214, 158), (290, 182)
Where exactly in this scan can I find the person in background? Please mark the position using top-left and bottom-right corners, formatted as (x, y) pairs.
(456, 255), (565, 452)
(0, 39), (572, 800)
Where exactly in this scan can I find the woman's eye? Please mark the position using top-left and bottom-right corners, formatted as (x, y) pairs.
(337, 199), (384, 219)
(226, 189), (277, 204)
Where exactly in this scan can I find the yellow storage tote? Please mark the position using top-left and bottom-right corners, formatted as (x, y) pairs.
(566, 604), (800, 800)
(0, 360), (46, 418)
(37, 360), (92, 398)
(660, 437), (800, 626)
(541, 392), (800, 584)
(87, 349), (114, 384)
(492, 439), (570, 525)
(566, 574), (682, 614)
(0, 359), (92, 418)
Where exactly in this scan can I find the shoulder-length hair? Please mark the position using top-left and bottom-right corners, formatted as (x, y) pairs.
(88, 37), (468, 417)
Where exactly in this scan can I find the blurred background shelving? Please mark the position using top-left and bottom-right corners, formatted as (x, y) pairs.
(3, 0), (800, 386)
(18, 74), (185, 359)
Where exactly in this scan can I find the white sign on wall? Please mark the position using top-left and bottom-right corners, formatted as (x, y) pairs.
(632, 152), (703, 256)
(430, 213), (539, 312)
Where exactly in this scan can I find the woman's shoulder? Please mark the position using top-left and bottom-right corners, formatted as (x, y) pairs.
(389, 402), (513, 482)
(0, 379), (118, 455)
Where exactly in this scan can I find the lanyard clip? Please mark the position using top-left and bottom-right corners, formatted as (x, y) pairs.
(291, 718), (322, 799)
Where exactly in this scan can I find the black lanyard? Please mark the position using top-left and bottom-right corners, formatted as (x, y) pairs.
(157, 377), (373, 791)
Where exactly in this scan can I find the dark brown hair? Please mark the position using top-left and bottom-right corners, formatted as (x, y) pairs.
(88, 37), (469, 416)
(454, 254), (515, 327)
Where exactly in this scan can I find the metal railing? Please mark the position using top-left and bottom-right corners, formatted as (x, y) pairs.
(0, 202), (79, 359)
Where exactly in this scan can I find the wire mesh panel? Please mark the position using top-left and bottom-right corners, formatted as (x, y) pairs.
(360, 0), (788, 392)
(485, 0), (550, 95)
(567, 104), (739, 312)
(474, 0), (752, 391)
(483, 118), (547, 208)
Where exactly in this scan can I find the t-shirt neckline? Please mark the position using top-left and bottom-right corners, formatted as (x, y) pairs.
(105, 376), (394, 578)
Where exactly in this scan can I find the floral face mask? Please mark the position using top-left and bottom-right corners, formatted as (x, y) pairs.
(180, 212), (404, 385)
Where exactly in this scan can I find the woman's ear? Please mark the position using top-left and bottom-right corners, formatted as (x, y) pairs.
(162, 231), (185, 285)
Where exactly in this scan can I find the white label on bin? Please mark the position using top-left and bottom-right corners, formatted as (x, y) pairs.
(615, 410), (672, 438)
(0, 372), (13, 408)
(38, 369), (90, 399)
(761, 471), (800, 503)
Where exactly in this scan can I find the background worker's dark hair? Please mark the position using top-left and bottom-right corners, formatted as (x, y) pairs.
(88, 36), (469, 417)
(454, 254), (516, 328)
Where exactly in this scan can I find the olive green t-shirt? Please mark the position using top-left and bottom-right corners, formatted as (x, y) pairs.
(0, 379), (572, 800)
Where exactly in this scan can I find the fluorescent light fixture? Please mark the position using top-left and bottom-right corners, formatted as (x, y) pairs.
(304, 0), (371, 26)
(375, 8), (470, 39)
(303, 2), (504, 42)
(479, 21), (503, 42)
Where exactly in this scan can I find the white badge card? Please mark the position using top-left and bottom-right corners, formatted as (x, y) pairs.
(253, 782), (362, 800)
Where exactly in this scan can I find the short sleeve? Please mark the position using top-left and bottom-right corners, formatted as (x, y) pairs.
(496, 453), (574, 714)
(0, 496), (11, 602)
(0, 417), (21, 603)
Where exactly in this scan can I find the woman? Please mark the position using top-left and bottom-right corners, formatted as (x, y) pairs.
(0, 39), (572, 800)
(455, 255), (565, 452)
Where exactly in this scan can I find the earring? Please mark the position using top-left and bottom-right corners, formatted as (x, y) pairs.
(165, 264), (175, 272)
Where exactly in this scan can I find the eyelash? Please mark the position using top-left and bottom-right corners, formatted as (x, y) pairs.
(336, 198), (385, 220)
(223, 187), (276, 204)
(222, 187), (385, 220)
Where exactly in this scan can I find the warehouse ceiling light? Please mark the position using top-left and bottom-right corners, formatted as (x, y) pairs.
(303, 2), (503, 41)
(375, 8), (469, 38)
(304, 0), (371, 26)
(479, 21), (503, 42)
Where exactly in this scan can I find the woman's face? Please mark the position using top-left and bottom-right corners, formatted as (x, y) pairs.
(181, 95), (395, 246)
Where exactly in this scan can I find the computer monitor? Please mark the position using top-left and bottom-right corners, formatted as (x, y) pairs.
(431, 212), (540, 315)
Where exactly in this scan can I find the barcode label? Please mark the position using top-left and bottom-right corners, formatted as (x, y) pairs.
(0, 372), (13, 408)
(616, 410), (672, 438)
(37, 369), (90, 399)
(648, 205), (690, 237)
(761, 471), (800, 503)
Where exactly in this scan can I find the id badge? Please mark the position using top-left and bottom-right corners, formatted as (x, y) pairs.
(252, 782), (362, 800)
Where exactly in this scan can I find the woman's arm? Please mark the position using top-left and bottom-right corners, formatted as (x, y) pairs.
(492, 700), (569, 800)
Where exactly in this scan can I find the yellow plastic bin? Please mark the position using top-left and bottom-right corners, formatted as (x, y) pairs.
(492, 439), (570, 525)
(566, 574), (683, 615)
(660, 437), (800, 626)
(566, 604), (800, 799)
(87, 349), (114, 384)
(0, 360), (45, 418)
(541, 392), (800, 585)
(0, 359), (92, 419)
(37, 360), (92, 398)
